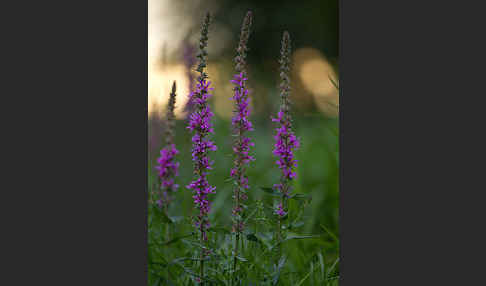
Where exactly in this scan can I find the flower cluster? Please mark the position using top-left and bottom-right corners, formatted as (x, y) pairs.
(272, 111), (299, 182)
(230, 11), (254, 234)
(275, 203), (287, 217)
(155, 81), (179, 209)
(186, 12), (216, 241)
(186, 80), (217, 239)
(273, 31), (299, 216)
(230, 73), (254, 215)
(155, 144), (180, 207)
(230, 73), (253, 134)
(230, 73), (255, 231)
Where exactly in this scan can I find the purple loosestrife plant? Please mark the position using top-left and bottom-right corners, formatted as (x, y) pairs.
(229, 11), (253, 273)
(155, 82), (180, 213)
(272, 31), (300, 239)
(275, 203), (286, 217)
(186, 12), (214, 282)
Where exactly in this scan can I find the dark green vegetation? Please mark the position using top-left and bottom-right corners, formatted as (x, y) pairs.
(148, 110), (339, 285)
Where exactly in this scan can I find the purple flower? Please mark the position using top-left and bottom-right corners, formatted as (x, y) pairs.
(230, 11), (254, 235)
(272, 31), (299, 218)
(272, 117), (300, 183)
(155, 143), (180, 208)
(186, 12), (215, 241)
(186, 79), (217, 236)
(230, 74), (255, 169)
(275, 203), (287, 217)
(155, 82), (179, 210)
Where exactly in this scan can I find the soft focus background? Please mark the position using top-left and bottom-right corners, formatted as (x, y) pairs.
(148, 0), (339, 283)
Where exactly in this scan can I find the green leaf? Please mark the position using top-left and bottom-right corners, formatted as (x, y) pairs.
(291, 221), (305, 228)
(169, 216), (184, 223)
(181, 239), (206, 249)
(151, 205), (173, 224)
(269, 235), (321, 251)
(243, 208), (259, 224)
(329, 75), (339, 90)
(289, 193), (312, 201)
(168, 257), (203, 265)
(208, 227), (231, 235)
(161, 212), (173, 224)
(296, 265), (315, 286)
(148, 255), (168, 268)
(320, 224), (339, 245)
(327, 258), (340, 277)
(272, 255), (287, 285)
(277, 255), (287, 269)
(236, 256), (248, 262)
(284, 235), (321, 242)
(162, 233), (194, 246)
(259, 187), (282, 197)
(151, 277), (161, 286)
(318, 252), (325, 281)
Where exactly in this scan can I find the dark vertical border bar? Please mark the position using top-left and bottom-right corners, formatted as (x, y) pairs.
(339, 0), (477, 284)
(5, 0), (150, 284)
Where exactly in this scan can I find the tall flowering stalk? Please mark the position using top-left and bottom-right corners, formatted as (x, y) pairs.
(186, 12), (215, 282)
(155, 81), (180, 214)
(230, 11), (254, 273)
(272, 31), (300, 241)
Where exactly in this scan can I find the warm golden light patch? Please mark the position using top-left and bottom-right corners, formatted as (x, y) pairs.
(299, 59), (336, 96)
(148, 63), (190, 119)
(208, 63), (234, 120)
(293, 47), (339, 117)
(148, 0), (236, 119)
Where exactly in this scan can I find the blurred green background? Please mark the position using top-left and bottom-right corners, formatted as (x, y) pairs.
(148, 0), (339, 283)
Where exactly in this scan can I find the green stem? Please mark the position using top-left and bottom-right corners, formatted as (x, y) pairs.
(164, 204), (170, 241)
(200, 222), (204, 285)
(165, 204), (170, 281)
(233, 86), (245, 282)
(234, 232), (240, 279)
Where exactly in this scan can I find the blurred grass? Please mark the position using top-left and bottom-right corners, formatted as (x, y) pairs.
(148, 106), (338, 284)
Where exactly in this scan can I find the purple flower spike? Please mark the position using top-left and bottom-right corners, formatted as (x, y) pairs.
(275, 203), (287, 217)
(155, 82), (179, 210)
(230, 11), (253, 236)
(272, 31), (299, 217)
(186, 12), (215, 242)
